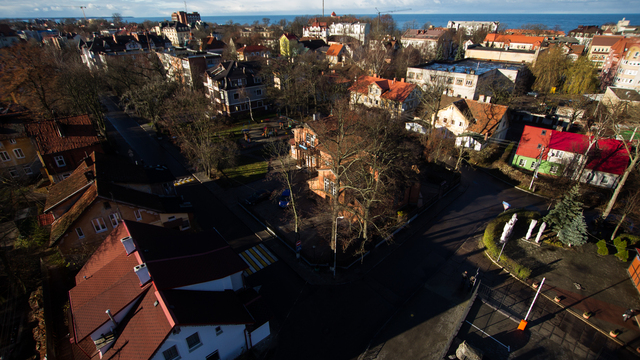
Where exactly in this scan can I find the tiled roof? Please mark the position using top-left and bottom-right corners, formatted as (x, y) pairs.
(238, 45), (268, 53)
(590, 35), (623, 47)
(49, 184), (97, 246)
(515, 125), (553, 159)
(349, 75), (417, 103)
(326, 43), (344, 56)
(585, 139), (629, 175)
(451, 99), (508, 136)
(483, 34), (545, 46)
(548, 131), (590, 153)
(402, 29), (447, 40)
(282, 33), (298, 40)
(25, 115), (100, 155)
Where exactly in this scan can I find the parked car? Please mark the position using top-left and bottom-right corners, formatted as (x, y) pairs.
(278, 189), (291, 208)
(245, 189), (272, 205)
(527, 91), (539, 98)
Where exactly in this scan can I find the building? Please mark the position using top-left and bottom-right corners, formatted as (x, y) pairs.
(171, 11), (201, 25)
(0, 106), (41, 179)
(0, 24), (20, 48)
(483, 34), (545, 51)
(464, 46), (540, 64)
(349, 75), (420, 119)
(25, 115), (103, 183)
(160, 21), (191, 47)
(568, 25), (602, 47)
(401, 29), (453, 58)
(610, 39), (640, 90)
(601, 87), (640, 110)
(157, 50), (222, 88)
(433, 96), (509, 150)
(446, 21), (499, 35)
(325, 43), (345, 64)
(406, 60), (526, 100)
(204, 61), (267, 116)
(68, 220), (270, 360)
(236, 45), (270, 61)
(512, 125), (629, 188)
(303, 19), (329, 41)
(200, 36), (226, 53)
(588, 35), (623, 69)
(43, 152), (193, 259)
(502, 28), (566, 37)
(79, 34), (171, 69)
(279, 33), (302, 57)
(328, 22), (370, 44)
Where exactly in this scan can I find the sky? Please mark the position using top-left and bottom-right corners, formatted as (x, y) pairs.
(1, 0), (639, 19)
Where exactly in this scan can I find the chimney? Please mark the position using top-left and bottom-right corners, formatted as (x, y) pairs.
(485, 96), (492, 103)
(393, 78), (396, 84)
(105, 309), (118, 327)
(84, 170), (95, 182)
(479, 95), (485, 102)
(54, 121), (65, 138)
(121, 236), (136, 255)
(134, 263), (151, 285)
(401, 78), (405, 82)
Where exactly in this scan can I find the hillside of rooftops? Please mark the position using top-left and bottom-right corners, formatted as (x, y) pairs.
(410, 59), (526, 75)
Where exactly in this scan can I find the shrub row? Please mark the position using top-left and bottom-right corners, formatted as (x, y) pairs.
(483, 209), (539, 280)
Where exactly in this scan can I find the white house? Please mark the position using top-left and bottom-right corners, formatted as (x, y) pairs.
(329, 22), (370, 44)
(68, 221), (271, 360)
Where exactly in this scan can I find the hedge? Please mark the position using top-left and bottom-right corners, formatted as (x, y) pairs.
(483, 209), (540, 280)
(614, 234), (640, 246)
(596, 240), (609, 256)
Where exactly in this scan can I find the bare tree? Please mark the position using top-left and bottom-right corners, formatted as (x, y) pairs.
(415, 75), (450, 133)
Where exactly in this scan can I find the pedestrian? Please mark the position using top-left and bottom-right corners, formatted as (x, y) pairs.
(468, 276), (475, 290)
(461, 271), (468, 284)
(623, 309), (635, 322)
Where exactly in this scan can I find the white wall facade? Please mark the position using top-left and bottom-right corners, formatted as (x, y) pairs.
(151, 324), (247, 360)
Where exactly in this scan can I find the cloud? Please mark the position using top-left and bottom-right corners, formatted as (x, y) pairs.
(107, 4), (115, 9)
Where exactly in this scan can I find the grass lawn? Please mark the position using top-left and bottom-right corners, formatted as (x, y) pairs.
(218, 151), (268, 187)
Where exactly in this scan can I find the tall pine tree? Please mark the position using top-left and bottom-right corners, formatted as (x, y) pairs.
(543, 185), (588, 246)
(455, 46), (464, 61)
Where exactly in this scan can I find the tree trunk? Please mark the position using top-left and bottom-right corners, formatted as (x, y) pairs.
(602, 155), (639, 219)
(611, 213), (626, 241)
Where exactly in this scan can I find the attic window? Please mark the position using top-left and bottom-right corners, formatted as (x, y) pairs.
(215, 326), (223, 336)
(541, 130), (547, 136)
(104, 202), (111, 210)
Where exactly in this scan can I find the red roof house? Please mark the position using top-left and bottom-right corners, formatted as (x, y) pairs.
(350, 75), (420, 118)
(68, 221), (270, 360)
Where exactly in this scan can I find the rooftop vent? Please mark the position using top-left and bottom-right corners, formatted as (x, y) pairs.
(134, 263), (151, 285)
(120, 236), (136, 255)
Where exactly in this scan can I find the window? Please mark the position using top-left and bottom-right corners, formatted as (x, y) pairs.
(12, 148), (24, 159)
(459, 122), (463, 127)
(206, 351), (220, 360)
(541, 130), (547, 136)
(456, 78), (463, 85)
(601, 176), (609, 184)
(466, 80), (473, 86)
(76, 227), (85, 239)
(215, 326), (223, 335)
(9, 139), (16, 144)
(134, 210), (142, 221)
(104, 202), (111, 210)
(324, 178), (337, 196)
(447, 77), (454, 84)
(0, 151), (10, 161)
(254, 77), (262, 83)
(54, 155), (66, 167)
(162, 345), (180, 360)
(23, 165), (32, 175)
(530, 161), (536, 169)
(537, 144), (542, 149)
(233, 93), (239, 99)
(91, 218), (108, 233)
(168, 215), (176, 221)
(518, 159), (525, 166)
(550, 165), (559, 174)
(257, 101), (263, 107)
(186, 332), (202, 351)
(256, 89), (262, 96)
(109, 213), (120, 227)
(8, 169), (18, 178)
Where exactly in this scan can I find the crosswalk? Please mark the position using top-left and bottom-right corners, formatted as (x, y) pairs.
(239, 244), (278, 275)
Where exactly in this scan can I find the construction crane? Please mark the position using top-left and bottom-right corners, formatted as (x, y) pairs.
(375, 8), (411, 33)
(79, 6), (87, 20)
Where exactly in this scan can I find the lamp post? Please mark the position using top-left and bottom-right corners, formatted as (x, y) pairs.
(333, 216), (344, 279)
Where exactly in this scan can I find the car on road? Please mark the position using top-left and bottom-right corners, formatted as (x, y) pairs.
(278, 189), (291, 208)
(245, 189), (272, 205)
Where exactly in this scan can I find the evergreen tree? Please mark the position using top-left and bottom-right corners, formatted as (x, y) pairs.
(455, 46), (464, 61)
(435, 44), (444, 60)
(543, 185), (583, 233)
(557, 213), (588, 246)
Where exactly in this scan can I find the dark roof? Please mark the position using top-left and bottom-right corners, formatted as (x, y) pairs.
(206, 61), (262, 90)
(0, 24), (17, 37)
(610, 88), (640, 102)
(161, 290), (254, 325)
(300, 39), (327, 51)
(24, 115), (100, 155)
(92, 152), (175, 184)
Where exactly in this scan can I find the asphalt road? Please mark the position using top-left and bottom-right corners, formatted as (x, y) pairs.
(103, 101), (555, 359)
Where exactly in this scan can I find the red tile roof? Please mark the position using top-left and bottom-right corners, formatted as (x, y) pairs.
(238, 45), (268, 53)
(326, 43), (344, 56)
(350, 75), (417, 103)
(25, 115), (100, 155)
(484, 34), (544, 47)
(444, 99), (508, 137)
(590, 35), (624, 47)
(515, 125), (553, 159)
(585, 139), (629, 175)
(281, 33), (298, 41)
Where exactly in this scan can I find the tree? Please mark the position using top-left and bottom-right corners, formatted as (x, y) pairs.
(454, 45), (465, 61)
(563, 56), (599, 95)
(531, 46), (570, 94)
(112, 13), (123, 27)
(262, 18), (270, 27)
(557, 213), (588, 246)
(611, 187), (640, 240)
(415, 75), (450, 133)
(542, 185), (584, 238)
(122, 77), (179, 129)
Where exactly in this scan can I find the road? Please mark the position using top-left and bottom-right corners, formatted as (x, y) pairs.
(103, 101), (578, 360)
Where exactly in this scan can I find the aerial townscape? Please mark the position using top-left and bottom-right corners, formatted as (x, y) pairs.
(3, 5), (640, 360)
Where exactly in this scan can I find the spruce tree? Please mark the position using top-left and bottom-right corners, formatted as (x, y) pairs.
(455, 46), (464, 61)
(543, 185), (583, 232)
(436, 44), (444, 60)
(557, 213), (588, 246)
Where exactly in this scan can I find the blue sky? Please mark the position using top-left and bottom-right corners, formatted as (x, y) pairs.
(1, 0), (639, 19)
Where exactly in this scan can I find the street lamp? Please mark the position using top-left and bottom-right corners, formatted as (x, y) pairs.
(333, 216), (344, 279)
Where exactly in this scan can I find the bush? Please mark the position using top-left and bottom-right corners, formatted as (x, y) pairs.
(616, 250), (630, 262)
(615, 234), (640, 246)
(596, 240), (609, 256)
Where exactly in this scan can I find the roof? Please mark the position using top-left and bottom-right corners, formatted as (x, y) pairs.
(281, 33), (298, 41)
(412, 59), (524, 75)
(484, 34), (545, 46)
(569, 25), (601, 34)
(237, 45), (268, 53)
(326, 43), (344, 56)
(206, 61), (262, 90)
(201, 37), (226, 50)
(450, 99), (509, 136)
(69, 220), (263, 358)
(349, 75), (417, 103)
(590, 35), (624, 47)
(402, 29), (447, 40)
(517, 125), (629, 175)
(0, 24), (17, 37)
(609, 87), (640, 102)
(24, 115), (100, 155)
